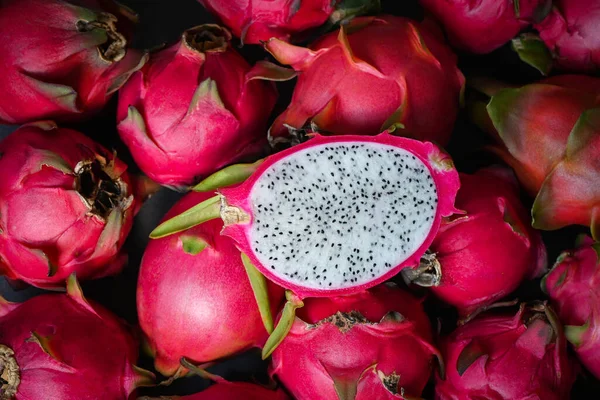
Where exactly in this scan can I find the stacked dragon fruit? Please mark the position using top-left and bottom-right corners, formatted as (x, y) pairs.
(1, 0), (599, 399)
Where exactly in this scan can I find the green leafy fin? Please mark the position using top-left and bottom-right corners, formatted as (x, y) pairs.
(262, 291), (304, 359)
(150, 195), (222, 239)
(241, 254), (274, 334)
(193, 159), (264, 192)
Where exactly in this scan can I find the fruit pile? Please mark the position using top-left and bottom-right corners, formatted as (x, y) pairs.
(1, 0), (599, 399)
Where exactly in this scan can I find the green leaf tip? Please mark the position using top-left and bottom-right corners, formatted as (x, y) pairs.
(241, 253), (274, 334)
(261, 290), (304, 360)
(193, 159), (264, 192)
(512, 34), (553, 76)
(150, 195), (222, 239)
(564, 323), (589, 347)
(180, 235), (208, 255)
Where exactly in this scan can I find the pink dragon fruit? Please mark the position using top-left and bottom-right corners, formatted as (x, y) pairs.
(402, 167), (547, 318)
(138, 191), (285, 377)
(533, 0), (600, 72)
(0, 0), (146, 125)
(117, 24), (277, 189)
(471, 74), (600, 239)
(419, 0), (551, 54)
(543, 235), (600, 379)
(258, 15), (464, 146)
(435, 303), (576, 400)
(0, 275), (153, 399)
(0, 122), (139, 289)
(197, 0), (333, 44)
(270, 283), (439, 400)
(151, 132), (460, 348)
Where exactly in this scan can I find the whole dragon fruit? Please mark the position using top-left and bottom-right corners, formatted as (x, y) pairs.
(270, 283), (440, 400)
(151, 132), (460, 351)
(543, 235), (600, 379)
(402, 167), (547, 318)
(419, 0), (551, 53)
(435, 303), (576, 400)
(0, 0), (147, 125)
(138, 191), (284, 377)
(198, 0), (377, 45)
(0, 275), (153, 399)
(0, 122), (138, 289)
(471, 74), (600, 239)
(533, 0), (600, 72)
(117, 24), (277, 189)
(260, 15), (464, 146)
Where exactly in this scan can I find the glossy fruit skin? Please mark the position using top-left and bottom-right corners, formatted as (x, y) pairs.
(265, 15), (464, 146)
(198, 0), (335, 44)
(0, 0), (147, 125)
(534, 0), (600, 72)
(117, 25), (277, 189)
(422, 168), (546, 317)
(270, 283), (440, 400)
(419, 0), (550, 53)
(435, 303), (576, 400)
(544, 236), (600, 379)
(484, 75), (600, 239)
(0, 280), (150, 399)
(0, 122), (138, 289)
(137, 191), (284, 377)
(218, 132), (460, 298)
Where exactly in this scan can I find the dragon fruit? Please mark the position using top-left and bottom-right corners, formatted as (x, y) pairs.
(270, 283), (439, 400)
(197, 0), (354, 45)
(0, 122), (138, 289)
(533, 0), (600, 72)
(543, 235), (600, 379)
(138, 191), (284, 377)
(0, 275), (153, 399)
(402, 167), (547, 318)
(471, 74), (600, 239)
(0, 0), (146, 125)
(151, 131), (459, 355)
(419, 0), (551, 54)
(435, 303), (576, 400)
(259, 15), (464, 146)
(117, 24), (277, 189)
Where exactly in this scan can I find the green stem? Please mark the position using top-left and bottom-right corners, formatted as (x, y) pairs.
(149, 195), (221, 239)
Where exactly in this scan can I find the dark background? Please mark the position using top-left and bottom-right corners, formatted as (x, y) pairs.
(1, 0), (598, 398)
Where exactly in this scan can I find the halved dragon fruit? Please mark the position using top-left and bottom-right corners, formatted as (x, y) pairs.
(151, 132), (460, 355)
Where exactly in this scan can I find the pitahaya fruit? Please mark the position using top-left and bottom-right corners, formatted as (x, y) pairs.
(151, 132), (460, 356)
(270, 283), (440, 400)
(543, 235), (600, 379)
(259, 15), (464, 146)
(435, 303), (576, 400)
(0, 0), (147, 125)
(533, 0), (600, 72)
(138, 191), (284, 377)
(197, 0), (378, 44)
(0, 122), (138, 289)
(0, 275), (153, 399)
(117, 24), (277, 189)
(471, 75), (600, 239)
(402, 167), (547, 318)
(419, 0), (551, 54)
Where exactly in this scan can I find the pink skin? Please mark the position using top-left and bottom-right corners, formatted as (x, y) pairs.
(0, 0), (146, 125)
(0, 282), (150, 399)
(435, 304), (576, 400)
(141, 380), (290, 400)
(0, 123), (138, 289)
(218, 132), (460, 298)
(535, 0), (600, 72)
(198, 0), (335, 44)
(486, 75), (600, 238)
(426, 168), (547, 317)
(137, 191), (285, 377)
(117, 25), (277, 188)
(544, 237), (600, 379)
(265, 15), (464, 146)
(420, 0), (549, 53)
(270, 283), (439, 400)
